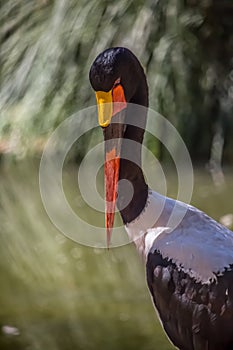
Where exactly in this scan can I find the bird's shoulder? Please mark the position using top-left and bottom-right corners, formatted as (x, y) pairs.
(145, 199), (233, 284)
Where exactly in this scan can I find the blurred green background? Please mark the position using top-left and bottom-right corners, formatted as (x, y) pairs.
(0, 1), (233, 349)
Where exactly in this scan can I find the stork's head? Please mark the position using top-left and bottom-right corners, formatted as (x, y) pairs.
(89, 47), (148, 246)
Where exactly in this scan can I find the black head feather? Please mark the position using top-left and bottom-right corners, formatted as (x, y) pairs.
(89, 47), (148, 105)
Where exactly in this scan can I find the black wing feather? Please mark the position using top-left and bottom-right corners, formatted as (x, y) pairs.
(146, 250), (233, 350)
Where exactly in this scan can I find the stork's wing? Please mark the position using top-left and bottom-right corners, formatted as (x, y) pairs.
(144, 202), (233, 283)
(127, 190), (233, 348)
(146, 245), (233, 350)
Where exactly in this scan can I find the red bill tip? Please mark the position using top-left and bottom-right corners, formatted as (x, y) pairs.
(105, 149), (120, 248)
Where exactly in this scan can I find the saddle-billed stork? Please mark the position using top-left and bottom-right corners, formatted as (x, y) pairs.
(89, 47), (233, 350)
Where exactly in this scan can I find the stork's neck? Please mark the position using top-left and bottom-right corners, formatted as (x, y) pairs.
(117, 73), (149, 224)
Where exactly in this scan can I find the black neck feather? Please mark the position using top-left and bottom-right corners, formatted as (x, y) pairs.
(117, 72), (149, 224)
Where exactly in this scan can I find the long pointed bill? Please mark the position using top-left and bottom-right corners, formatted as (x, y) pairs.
(105, 139), (121, 247)
(95, 84), (126, 247)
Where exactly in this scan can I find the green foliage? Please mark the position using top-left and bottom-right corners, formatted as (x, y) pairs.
(0, 0), (233, 162)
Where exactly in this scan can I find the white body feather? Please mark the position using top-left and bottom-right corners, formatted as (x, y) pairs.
(125, 190), (233, 284)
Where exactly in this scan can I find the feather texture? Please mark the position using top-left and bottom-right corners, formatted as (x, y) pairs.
(125, 190), (233, 284)
(125, 190), (233, 349)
